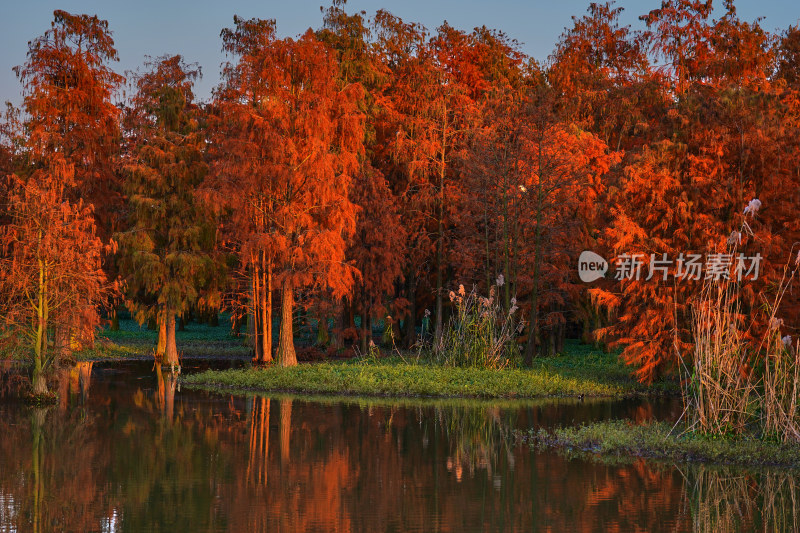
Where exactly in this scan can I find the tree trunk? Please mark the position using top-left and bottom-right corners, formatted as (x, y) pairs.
(156, 308), (166, 361)
(277, 277), (297, 367)
(594, 312), (604, 351)
(33, 255), (48, 396)
(434, 103), (448, 345)
(524, 268), (541, 364)
(403, 274), (417, 349)
(502, 184), (512, 312)
(556, 320), (565, 355)
(265, 258), (273, 360)
(368, 315), (373, 350)
(334, 298), (346, 350)
(361, 283), (369, 354)
(317, 314), (330, 346)
(247, 284), (256, 358)
(165, 311), (179, 373)
(348, 297), (357, 341)
(434, 224), (444, 345)
(524, 153), (545, 366)
(259, 255), (272, 362)
(484, 200), (492, 295)
(32, 356), (47, 396)
(252, 260), (263, 361)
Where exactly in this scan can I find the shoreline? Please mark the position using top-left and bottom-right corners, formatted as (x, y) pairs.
(522, 420), (800, 469)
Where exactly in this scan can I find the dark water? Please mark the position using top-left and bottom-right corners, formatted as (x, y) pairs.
(0, 360), (798, 532)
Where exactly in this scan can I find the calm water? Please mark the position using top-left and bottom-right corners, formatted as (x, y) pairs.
(0, 360), (798, 532)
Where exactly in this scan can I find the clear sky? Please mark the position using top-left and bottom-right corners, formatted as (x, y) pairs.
(2, 0), (799, 106)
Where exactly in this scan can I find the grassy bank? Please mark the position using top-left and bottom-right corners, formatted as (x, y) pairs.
(183, 344), (675, 399)
(73, 316), (250, 361)
(524, 420), (800, 468)
(0, 317), (249, 363)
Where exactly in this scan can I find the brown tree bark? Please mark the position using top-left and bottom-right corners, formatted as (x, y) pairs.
(156, 308), (166, 361)
(334, 298), (346, 350)
(252, 260), (263, 361)
(165, 311), (179, 373)
(361, 283), (370, 354)
(32, 260), (48, 395)
(259, 253), (273, 362)
(524, 146), (545, 366)
(433, 103), (447, 345)
(403, 275), (417, 349)
(247, 290), (256, 358)
(277, 277), (297, 367)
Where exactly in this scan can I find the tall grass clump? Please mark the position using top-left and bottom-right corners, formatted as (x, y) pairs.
(687, 261), (757, 436)
(683, 199), (800, 442)
(429, 280), (523, 369)
(762, 317), (800, 442)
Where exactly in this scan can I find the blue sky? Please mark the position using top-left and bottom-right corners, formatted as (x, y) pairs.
(2, 0), (799, 106)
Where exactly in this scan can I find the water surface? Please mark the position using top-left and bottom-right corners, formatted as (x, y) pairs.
(0, 360), (796, 532)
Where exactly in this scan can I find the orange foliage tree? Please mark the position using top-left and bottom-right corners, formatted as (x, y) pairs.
(0, 161), (114, 394)
(210, 18), (364, 366)
(378, 19), (491, 344)
(318, 3), (408, 353)
(370, 10), (435, 348)
(207, 17), (280, 363)
(450, 28), (526, 306)
(10, 10), (123, 358)
(13, 10), (123, 228)
(588, 0), (800, 381)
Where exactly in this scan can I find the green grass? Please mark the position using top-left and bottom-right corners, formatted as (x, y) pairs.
(75, 316), (250, 361)
(72, 339), (150, 361)
(4, 316), (250, 363)
(99, 316), (239, 344)
(183, 342), (673, 399)
(530, 340), (676, 393)
(0, 316), (251, 363)
(525, 420), (800, 468)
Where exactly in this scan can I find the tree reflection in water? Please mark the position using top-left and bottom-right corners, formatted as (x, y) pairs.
(57, 361), (93, 410)
(0, 361), (799, 532)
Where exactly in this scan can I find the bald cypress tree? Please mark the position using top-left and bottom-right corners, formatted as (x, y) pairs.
(118, 55), (217, 372)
